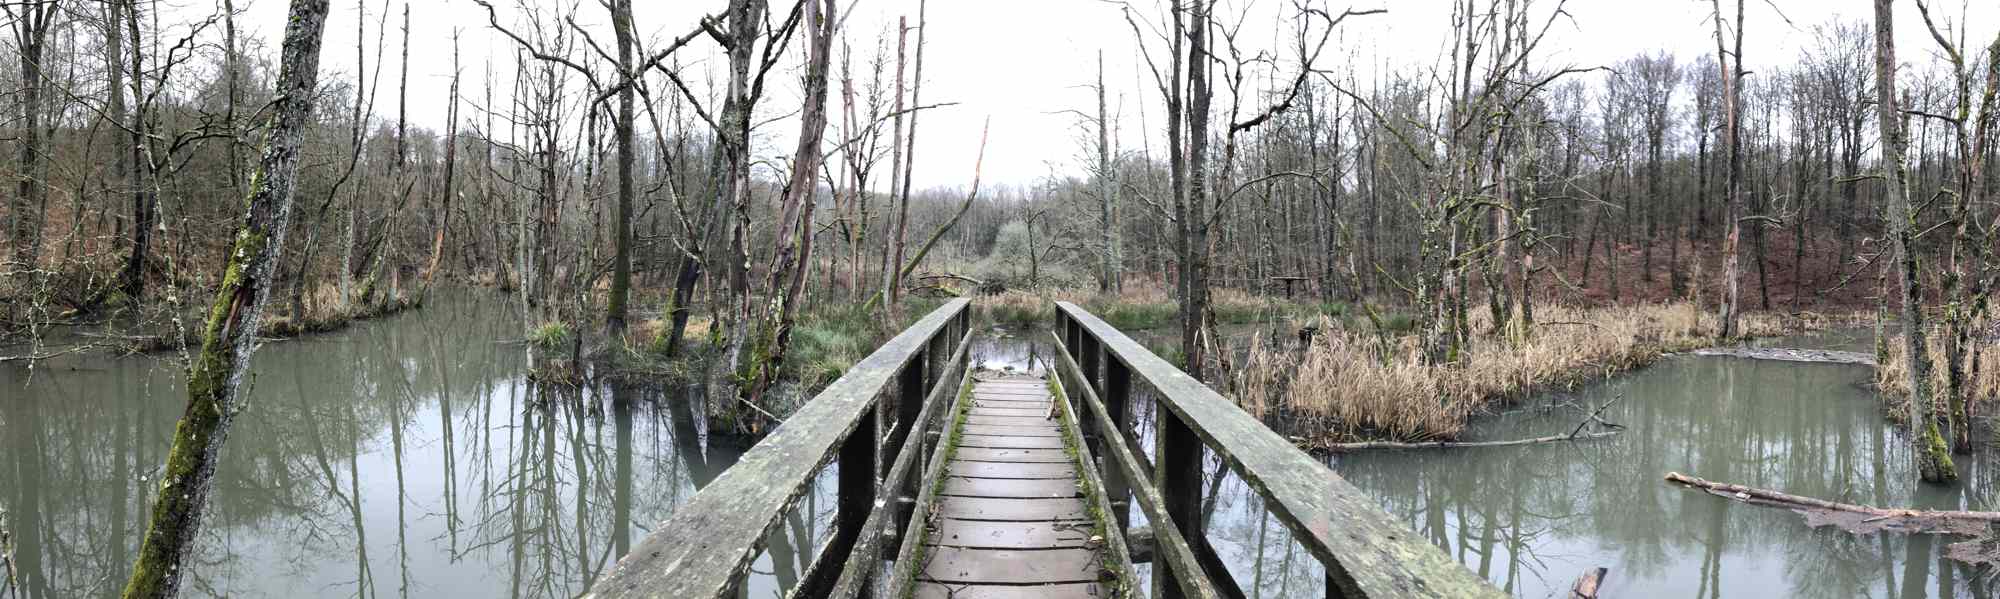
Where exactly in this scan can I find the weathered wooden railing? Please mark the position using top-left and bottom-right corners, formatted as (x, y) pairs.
(1050, 301), (1505, 599)
(589, 298), (973, 599)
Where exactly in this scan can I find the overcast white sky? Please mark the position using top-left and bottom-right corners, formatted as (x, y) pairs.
(216, 0), (1999, 189)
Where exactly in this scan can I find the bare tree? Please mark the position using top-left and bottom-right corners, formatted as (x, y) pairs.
(4, 0), (62, 272)
(1712, 0), (1745, 339)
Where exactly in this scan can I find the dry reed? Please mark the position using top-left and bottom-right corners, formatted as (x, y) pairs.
(1874, 320), (2000, 423)
(1234, 302), (1805, 445)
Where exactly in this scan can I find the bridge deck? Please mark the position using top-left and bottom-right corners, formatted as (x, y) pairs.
(915, 373), (1102, 599)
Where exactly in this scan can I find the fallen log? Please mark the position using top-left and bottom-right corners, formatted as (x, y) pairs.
(1664, 470), (2000, 555)
(1687, 347), (1877, 366)
(1327, 430), (1618, 451)
(1665, 472), (2000, 522)
(1668, 472), (2000, 567)
(1569, 567), (1607, 599)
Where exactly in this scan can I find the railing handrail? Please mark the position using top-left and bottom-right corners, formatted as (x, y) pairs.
(1053, 301), (1504, 598)
(589, 298), (971, 599)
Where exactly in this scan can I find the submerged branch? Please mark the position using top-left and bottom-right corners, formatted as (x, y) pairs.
(1326, 430), (1618, 452)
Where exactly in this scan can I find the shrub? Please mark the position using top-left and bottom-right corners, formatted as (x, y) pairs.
(529, 321), (572, 350)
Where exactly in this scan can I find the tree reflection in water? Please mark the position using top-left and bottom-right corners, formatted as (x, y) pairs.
(0, 292), (834, 598)
(12, 303), (1998, 598)
(989, 328), (2000, 599)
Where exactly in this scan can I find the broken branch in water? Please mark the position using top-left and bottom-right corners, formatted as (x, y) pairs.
(1568, 394), (1626, 438)
(1330, 395), (1624, 451)
(1665, 472), (2000, 522)
(1326, 430), (1618, 451)
(1665, 472), (2000, 566)
(0, 342), (124, 364)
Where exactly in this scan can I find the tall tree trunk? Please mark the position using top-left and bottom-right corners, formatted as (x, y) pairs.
(1875, 0), (1955, 483)
(606, 0), (636, 340)
(1180, 0), (1215, 380)
(121, 1), (331, 595)
(425, 32), (461, 293)
(883, 0), (928, 313)
(739, 0), (835, 410)
(1098, 50), (1119, 293)
(110, 0), (151, 301)
(8, 0), (57, 272)
(880, 14), (908, 310)
(715, 0), (769, 380)
(1713, 0), (1745, 340)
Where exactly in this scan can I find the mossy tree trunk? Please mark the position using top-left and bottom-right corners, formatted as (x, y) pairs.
(121, 1), (331, 596)
(605, 0), (635, 342)
(1873, 0), (1955, 484)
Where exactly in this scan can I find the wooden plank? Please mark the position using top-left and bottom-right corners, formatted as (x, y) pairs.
(968, 406), (1046, 416)
(972, 399), (1049, 409)
(912, 582), (1098, 599)
(931, 519), (1095, 549)
(952, 461), (1076, 479)
(1054, 302), (1505, 598)
(972, 385), (1047, 393)
(956, 434), (1064, 449)
(964, 414), (1055, 427)
(590, 300), (969, 599)
(937, 497), (1088, 521)
(971, 396), (1049, 405)
(974, 385), (1047, 393)
(972, 379), (1045, 387)
(917, 546), (1100, 584)
(972, 385), (1048, 395)
(940, 476), (1079, 498)
(953, 447), (1071, 463)
(961, 424), (1063, 437)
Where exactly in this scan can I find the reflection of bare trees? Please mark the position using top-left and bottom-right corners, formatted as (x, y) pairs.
(1324, 356), (2000, 597)
(0, 294), (838, 597)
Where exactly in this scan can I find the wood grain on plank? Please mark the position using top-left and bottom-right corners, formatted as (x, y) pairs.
(940, 476), (1080, 498)
(953, 461), (1078, 479)
(953, 447), (1071, 463)
(918, 546), (1100, 584)
(931, 519), (1095, 549)
(955, 434), (1065, 449)
(912, 582), (1099, 599)
(936, 496), (1089, 521)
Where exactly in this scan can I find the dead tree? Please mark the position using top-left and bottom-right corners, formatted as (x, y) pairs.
(1712, 0), (1745, 339)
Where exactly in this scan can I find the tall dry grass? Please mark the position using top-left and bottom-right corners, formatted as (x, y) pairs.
(974, 282), (1309, 331)
(1233, 302), (1802, 444)
(1874, 321), (2000, 422)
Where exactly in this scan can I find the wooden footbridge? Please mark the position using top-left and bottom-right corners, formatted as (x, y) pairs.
(589, 299), (1503, 599)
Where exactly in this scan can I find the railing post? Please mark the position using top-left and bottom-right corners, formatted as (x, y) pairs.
(1080, 333), (1101, 395)
(1155, 407), (1203, 599)
(817, 400), (878, 599)
(1076, 330), (1104, 505)
(1102, 356), (1132, 535)
(892, 350), (927, 547)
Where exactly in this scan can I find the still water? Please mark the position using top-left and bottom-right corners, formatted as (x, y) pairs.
(2, 296), (1993, 598)
(0, 292), (840, 599)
